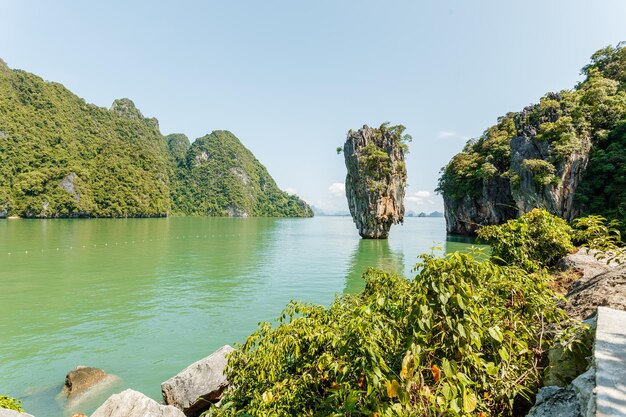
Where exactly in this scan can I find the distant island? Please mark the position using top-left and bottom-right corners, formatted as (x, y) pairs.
(406, 210), (444, 218)
(0, 60), (313, 219)
(311, 207), (350, 217)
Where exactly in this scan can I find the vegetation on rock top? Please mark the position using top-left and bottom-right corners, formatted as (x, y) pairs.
(437, 44), (626, 233)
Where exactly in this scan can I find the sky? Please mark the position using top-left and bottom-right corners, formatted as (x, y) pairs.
(2, 1), (626, 213)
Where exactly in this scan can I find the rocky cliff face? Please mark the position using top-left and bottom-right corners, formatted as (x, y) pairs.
(439, 45), (626, 234)
(442, 104), (592, 234)
(343, 124), (408, 239)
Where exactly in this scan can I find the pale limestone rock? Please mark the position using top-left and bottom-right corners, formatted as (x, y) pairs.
(91, 389), (184, 417)
(343, 125), (407, 239)
(161, 346), (234, 416)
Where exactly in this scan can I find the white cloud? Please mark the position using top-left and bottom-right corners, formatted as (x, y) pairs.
(406, 190), (431, 204)
(437, 131), (468, 140)
(328, 182), (345, 197)
(282, 187), (297, 195)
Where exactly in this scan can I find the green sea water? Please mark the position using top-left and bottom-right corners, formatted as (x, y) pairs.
(0, 216), (484, 417)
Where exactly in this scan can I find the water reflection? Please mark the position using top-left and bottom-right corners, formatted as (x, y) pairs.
(444, 234), (490, 259)
(344, 239), (405, 294)
(344, 231), (490, 295)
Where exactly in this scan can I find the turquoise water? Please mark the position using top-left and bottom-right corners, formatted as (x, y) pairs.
(0, 216), (482, 416)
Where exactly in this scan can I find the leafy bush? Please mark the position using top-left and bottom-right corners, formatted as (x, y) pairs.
(477, 209), (574, 271)
(575, 120), (626, 233)
(571, 215), (625, 263)
(0, 395), (24, 412)
(521, 159), (559, 187)
(210, 252), (569, 417)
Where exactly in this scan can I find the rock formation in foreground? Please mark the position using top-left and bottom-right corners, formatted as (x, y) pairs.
(437, 44), (626, 234)
(342, 124), (409, 239)
(90, 389), (184, 417)
(161, 345), (233, 417)
(61, 366), (117, 400)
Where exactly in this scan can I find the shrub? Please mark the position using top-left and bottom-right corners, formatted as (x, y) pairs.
(209, 252), (569, 417)
(521, 159), (559, 187)
(571, 215), (625, 263)
(478, 209), (574, 271)
(0, 396), (24, 412)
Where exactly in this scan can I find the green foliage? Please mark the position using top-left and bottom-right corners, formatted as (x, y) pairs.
(0, 395), (24, 412)
(436, 114), (516, 199)
(478, 209), (574, 271)
(346, 123), (409, 194)
(438, 44), (626, 226)
(571, 215), (622, 248)
(358, 143), (392, 192)
(571, 215), (625, 263)
(172, 131), (313, 217)
(521, 159), (559, 187)
(575, 121), (626, 234)
(210, 253), (570, 417)
(0, 64), (312, 218)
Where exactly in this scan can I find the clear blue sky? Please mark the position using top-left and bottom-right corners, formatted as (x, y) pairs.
(2, 1), (626, 212)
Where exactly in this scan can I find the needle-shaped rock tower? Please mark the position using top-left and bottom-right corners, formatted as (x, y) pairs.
(341, 123), (410, 238)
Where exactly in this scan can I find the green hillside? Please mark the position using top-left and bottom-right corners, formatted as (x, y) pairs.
(0, 59), (312, 218)
(173, 130), (314, 217)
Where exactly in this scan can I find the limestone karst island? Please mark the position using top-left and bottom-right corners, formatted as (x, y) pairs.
(1, 3), (626, 417)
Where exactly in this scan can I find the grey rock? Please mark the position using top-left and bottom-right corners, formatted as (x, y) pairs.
(0, 409), (34, 417)
(60, 173), (80, 203)
(571, 368), (596, 417)
(0, 131), (7, 139)
(535, 386), (562, 404)
(161, 345), (233, 417)
(110, 99), (144, 120)
(594, 307), (626, 417)
(526, 386), (581, 417)
(225, 205), (247, 218)
(343, 125), (407, 239)
(563, 251), (626, 320)
(91, 389), (185, 417)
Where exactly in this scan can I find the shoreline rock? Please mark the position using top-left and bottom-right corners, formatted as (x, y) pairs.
(0, 410), (34, 417)
(62, 367), (117, 400)
(561, 250), (626, 320)
(161, 345), (234, 417)
(90, 389), (184, 417)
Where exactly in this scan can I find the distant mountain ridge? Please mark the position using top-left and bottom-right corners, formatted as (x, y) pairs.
(0, 59), (312, 218)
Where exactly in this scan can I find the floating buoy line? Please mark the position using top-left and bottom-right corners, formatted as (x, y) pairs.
(3, 233), (245, 257)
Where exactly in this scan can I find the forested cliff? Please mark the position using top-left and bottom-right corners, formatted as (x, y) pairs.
(438, 44), (626, 234)
(0, 59), (312, 218)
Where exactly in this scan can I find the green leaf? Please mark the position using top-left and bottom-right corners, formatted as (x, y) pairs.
(488, 326), (503, 343)
(463, 390), (477, 413)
